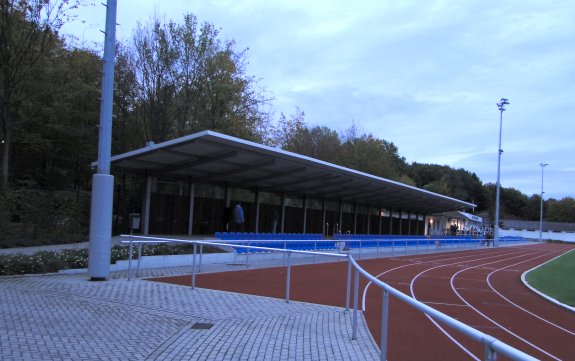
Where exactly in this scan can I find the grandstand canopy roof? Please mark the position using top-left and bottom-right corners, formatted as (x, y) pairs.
(107, 130), (475, 214)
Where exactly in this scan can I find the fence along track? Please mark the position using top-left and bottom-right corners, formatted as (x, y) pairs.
(120, 235), (538, 361)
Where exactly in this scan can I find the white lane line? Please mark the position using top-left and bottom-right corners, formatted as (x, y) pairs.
(450, 251), (563, 361)
(424, 301), (468, 307)
(361, 247), (532, 311)
(486, 250), (575, 336)
(409, 248), (545, 360)
(521, 248), (575, 313)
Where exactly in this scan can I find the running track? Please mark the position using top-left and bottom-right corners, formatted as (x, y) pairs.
(154, 243), (575, 360)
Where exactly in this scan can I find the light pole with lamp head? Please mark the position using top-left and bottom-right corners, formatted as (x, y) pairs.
(539, 163), (548, 242)
(494, 98), (509, 246)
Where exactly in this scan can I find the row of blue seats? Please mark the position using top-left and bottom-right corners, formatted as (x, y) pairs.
(333, 234), (471, 240)
(215, 232), (324, 241)
(499, 236), (528, 242)
(234, 240), (338, 253)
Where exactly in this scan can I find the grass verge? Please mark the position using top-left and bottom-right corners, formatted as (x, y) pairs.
(526, 248), (575, 306)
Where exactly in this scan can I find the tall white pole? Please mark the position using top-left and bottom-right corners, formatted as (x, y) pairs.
(88, 0), (117, 280)
(494, 98), (509, 247)
(539, 163), (548, 242)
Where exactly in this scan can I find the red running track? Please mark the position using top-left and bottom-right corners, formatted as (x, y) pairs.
(153, 243), (575, 360)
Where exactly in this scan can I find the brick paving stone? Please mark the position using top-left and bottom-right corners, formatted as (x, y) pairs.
(1, 257), (379, 361)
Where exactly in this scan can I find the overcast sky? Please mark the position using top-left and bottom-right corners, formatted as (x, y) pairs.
(63, 0), (574, 200)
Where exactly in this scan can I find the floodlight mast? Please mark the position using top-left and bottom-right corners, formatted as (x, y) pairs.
(88, 0), (118, 281)
(539, 163), (548, 242)
(494, 98), (509, 246)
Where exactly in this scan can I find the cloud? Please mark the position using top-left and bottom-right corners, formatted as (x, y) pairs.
(62, 0), (575, 198)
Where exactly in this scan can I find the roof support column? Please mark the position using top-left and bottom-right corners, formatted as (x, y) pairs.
(367, 206), (371, 235)
(389, 210), (393, 235)
(416, 213), (420, 235)
(322, 200), (327, 237)
(302, 196), (307, 234)
(399, 211), (403, 235)
(353, 203), (358, 235)
(142, 175), (153, 235)
(280, 193), (286, 234)
(255, 189), (260, 233)
(225, 183), (231, 207)
(408, 212), (412, 236)
(187, 182), (195, 235)
(378, 208), (383, 235)
(338, 201), (343, 234)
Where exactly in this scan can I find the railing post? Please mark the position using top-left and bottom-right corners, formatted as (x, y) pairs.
(136, 241), (143, 277)
(484, 343), (497, 361)
(127, 237), (134, 281)
(199, 244), (203, 273)
(192, 243), (197, 289)
(346, 255), (352, 312)
(286, 251), (292, 303)
(352, 267), (360, 340)
(246, 240), (250, 268)
(380, 289), (389, 361)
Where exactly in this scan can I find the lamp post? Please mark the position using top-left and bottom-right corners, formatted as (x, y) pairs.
(539, 163), (548, 242)
(494, 98), (509, 246)
(88, 0), (118, 280)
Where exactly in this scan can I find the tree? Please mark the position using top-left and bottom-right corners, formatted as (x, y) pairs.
(0, 0), (83, 192)
(338, 123), (410, 182)
(114, 13), (272, 148)
(546, 197), (575, 223)
(409, 163), (485, 206)
(11, 44), (101, 189)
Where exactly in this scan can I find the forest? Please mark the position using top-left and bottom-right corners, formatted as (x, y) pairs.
(1, 1), (574, 246)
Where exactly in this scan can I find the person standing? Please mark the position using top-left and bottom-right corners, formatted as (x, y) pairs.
(233, 203), (245, 232)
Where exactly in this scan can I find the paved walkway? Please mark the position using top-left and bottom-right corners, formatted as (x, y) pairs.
(1, 259), (380, 360)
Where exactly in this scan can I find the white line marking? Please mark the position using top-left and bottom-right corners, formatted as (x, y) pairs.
(361, 247), (529, 311)
(407, 248), (537, 359)
(450, 251), (563, 360)
(487, 251), (575, 336)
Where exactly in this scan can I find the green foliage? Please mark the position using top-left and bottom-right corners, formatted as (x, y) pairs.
(0, 243), (222, 276)
(0, 0), (87, 191)
(546, 197), (575, 223)
(0, 189), (89, 247)
(409, 163), (484, 205)
(12, 45), (100, 189)
(113, 13), (272, 152)
(526, 249), (575, 306)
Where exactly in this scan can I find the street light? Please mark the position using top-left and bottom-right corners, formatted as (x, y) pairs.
(539, 163), (548, 242)
(494, 98), (509, 246)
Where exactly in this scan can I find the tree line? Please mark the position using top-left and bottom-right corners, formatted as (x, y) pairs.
(0, 2), (573, 245)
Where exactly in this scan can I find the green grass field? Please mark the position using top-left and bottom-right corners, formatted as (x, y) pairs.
(526, 248), (575, 307)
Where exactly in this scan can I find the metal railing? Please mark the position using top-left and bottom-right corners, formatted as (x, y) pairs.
(120, 235), (537, 361)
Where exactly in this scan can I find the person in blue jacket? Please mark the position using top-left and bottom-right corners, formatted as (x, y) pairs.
(233, 203), (245, 232)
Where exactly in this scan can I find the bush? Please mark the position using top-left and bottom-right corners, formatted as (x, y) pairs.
(0, 243), (221, 276)
(0, 189), (90, 248)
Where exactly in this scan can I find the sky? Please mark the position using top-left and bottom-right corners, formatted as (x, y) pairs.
(62, 0), (574, 200)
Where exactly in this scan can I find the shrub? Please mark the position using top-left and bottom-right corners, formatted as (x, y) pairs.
(0, 243), (221, 276)
(0, 189), (89, 248)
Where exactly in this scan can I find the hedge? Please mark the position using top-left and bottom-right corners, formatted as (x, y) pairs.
(0, 243), (221, 276)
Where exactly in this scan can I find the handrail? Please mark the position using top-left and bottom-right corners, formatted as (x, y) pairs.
(347, 256), (537, 361)
(119, 234), (537, 361)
